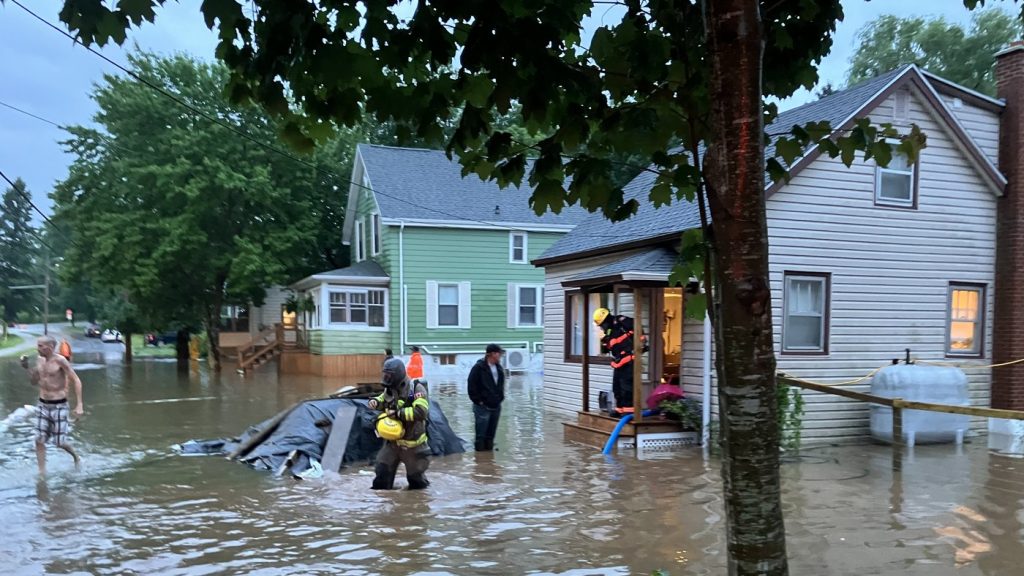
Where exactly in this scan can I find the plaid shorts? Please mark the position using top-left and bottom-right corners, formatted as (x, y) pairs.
(36, 399), (69, 447)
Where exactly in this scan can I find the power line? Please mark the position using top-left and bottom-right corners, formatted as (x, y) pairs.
(0, 168), (82, 250)
(11, 0), (632, 238)
(0, 100), (61, 128)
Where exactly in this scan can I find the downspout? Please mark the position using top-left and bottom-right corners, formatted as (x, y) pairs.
(702, 312), (713, 452)
(399, 220), (406, 353)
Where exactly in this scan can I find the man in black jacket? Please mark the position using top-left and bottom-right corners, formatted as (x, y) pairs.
(467, 343), (505, 451)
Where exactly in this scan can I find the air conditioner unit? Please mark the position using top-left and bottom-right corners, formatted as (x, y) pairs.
(504, 347), (530, 372)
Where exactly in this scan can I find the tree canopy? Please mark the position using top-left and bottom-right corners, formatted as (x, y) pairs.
(52, 52), (351, 367)
(848, 8), (1022, 95)
(0, 177), (40, 321)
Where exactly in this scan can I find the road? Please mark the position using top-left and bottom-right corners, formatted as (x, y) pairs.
(0, 323), (121, 359)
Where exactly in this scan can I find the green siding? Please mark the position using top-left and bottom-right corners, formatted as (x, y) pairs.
(394, 227), (560, 351)
(339, 176), (567, 355)
(309, 329), (389, 355)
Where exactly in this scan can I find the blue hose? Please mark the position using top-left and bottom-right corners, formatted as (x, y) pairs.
(601, 409), (658, 455)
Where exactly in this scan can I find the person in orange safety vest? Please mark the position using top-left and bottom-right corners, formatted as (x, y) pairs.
(406, 345), (424, 381)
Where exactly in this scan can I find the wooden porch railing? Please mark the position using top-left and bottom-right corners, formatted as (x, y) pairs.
(236, 324), (282, 373)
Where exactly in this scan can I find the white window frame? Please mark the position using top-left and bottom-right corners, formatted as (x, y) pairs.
(947, 283), (985, 357)
(307, 288), (321, 329)
(325, 287), (388, 331)
(875, 140), (915, 208)
(371, 213), (381, 256)
(426, 281), (471, 329)
(508, 284), (544, 328)
(782, 273), (829, 354)
(354, 218), (366, 262)
(509, 232), (528, 264)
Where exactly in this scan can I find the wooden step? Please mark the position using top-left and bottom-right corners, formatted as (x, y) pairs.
(575, 411), (686, 436)
(563, 422), (617, 449)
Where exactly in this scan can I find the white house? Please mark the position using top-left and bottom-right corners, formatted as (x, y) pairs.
(534, 58), (1021, 444)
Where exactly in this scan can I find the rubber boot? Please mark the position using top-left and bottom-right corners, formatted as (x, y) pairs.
(371, 462), (397, 490)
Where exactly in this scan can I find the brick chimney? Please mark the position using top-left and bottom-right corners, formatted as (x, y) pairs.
(993, 42), (1024, 410)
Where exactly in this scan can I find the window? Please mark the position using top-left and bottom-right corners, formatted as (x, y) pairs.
(328, 289), (386, 328)
(509, 284), (544, 328)
(438, 285), (459, 326)
(371, 213), (381, 256)
(782, 273), (829, 354)
(565, 291), (613, 362)
(510, 232), (527, 263)
(437, 354), (456, 365)
(948, 284), (985, 357)
(875, 146), (916, 208)
(354, 219), (366, 262)
(308, 289), (321, 329)
(427, 281), (471, 329)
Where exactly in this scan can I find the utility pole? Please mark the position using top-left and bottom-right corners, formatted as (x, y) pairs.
(8, 255), (51, 335)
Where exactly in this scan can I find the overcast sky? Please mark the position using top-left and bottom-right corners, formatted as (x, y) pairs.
(0, 0), (1011, 217)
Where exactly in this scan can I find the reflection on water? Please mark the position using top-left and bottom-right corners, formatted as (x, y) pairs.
(2, 356), (1024, 575)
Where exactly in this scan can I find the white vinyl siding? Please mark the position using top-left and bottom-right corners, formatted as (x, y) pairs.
(767, 88), (997, 443)
(354, 219), (366, 262)
(508, 284), (543, 328)
(942, 95), (1000, 165)
(782, 274), (828, 353)
(541, 252), (641, 416)
(426, 281), (471, 329)
(510, 232), (528, 263)
(947, 284), (985, 357)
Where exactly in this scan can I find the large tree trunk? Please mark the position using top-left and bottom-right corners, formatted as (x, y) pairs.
(124, 328), (133, 364)
(205, 305), (222, 371)
(176, 328), (190, 364)
(703, 1), (788, 575)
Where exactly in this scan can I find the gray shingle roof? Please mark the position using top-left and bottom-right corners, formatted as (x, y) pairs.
(563, 247), (679, 287)
(290, 260), (389, 290)
(537, 66), (912, 264)
(358, 144), (591, 227)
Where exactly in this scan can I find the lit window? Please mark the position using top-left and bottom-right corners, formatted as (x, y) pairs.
(948, 284), (984, 356)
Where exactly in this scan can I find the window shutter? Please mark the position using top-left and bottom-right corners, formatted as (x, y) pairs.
(459, 281), (472, 328)
(426, 281), (438, 329)
(507, 283), (517, 328)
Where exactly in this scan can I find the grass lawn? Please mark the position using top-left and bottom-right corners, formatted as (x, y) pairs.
(131, 334), (177, 358)
(0, 333), (23, 350)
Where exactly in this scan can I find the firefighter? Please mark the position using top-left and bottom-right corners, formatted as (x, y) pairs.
(368, 357), (431, 490)
(593, 307), (646, 415)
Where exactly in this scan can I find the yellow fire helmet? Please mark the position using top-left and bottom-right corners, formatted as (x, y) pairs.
(593, 307), (610, 325)
(375, 413), (405, 441)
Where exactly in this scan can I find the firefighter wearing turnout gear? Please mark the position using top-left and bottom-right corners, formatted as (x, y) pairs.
(593, 307), (646, 413)
(368, 357), (431, 490)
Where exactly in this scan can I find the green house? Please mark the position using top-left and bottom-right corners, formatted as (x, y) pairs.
(288, 144), (588, 377)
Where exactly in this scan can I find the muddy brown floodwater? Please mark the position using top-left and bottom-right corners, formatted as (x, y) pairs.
(2, 349), (1024, 575)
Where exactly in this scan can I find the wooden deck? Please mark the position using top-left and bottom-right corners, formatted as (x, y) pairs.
(563, 410), (688, 449)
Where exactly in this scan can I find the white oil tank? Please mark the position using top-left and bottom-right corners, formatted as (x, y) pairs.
(869, 364), (971, 445)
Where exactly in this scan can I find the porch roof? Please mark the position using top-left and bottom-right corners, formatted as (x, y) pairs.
(290, 260), (390, 291)
(561, 247), (678, 289)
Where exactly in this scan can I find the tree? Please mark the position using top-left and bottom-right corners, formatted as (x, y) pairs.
(53, 1), (958, 573)
(848, 8), (1022, 95)
(0, 177), (40, 322)
(52, 52), (348, 369)
(814, 82), (837, 99)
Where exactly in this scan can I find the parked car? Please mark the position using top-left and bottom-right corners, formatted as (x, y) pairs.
(145, 331), (180, 346)
(84, 323), (102, 338)
(101, 329), (123, 343)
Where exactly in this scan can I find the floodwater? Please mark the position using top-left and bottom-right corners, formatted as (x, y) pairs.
(2, 344), (1024, 575)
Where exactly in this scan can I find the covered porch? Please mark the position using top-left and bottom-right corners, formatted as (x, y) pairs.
(558, 247), (712, 453)
(281, 261), (392, 377)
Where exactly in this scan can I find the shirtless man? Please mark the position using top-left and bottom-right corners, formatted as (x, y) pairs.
(20, 335), (84, 473)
